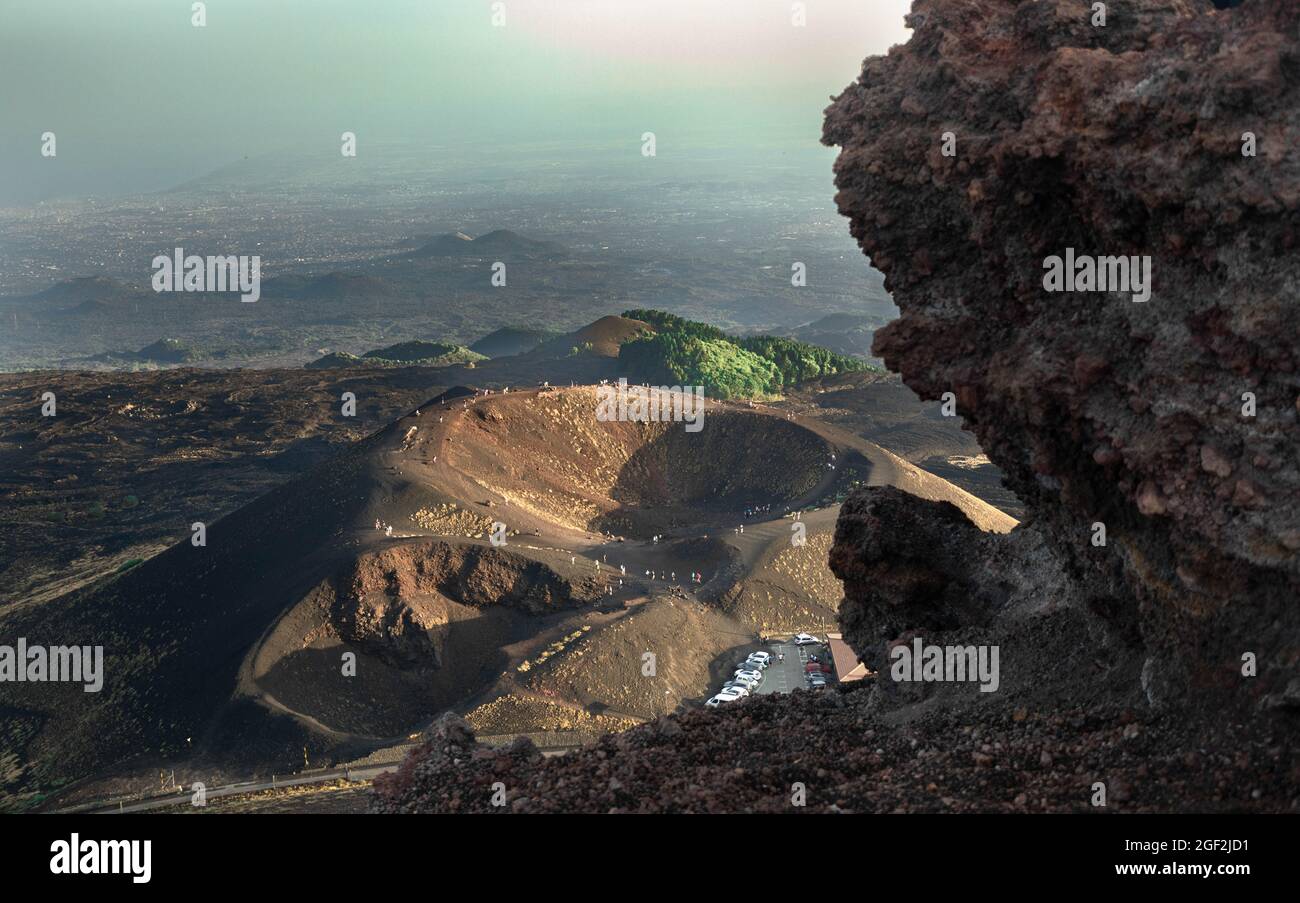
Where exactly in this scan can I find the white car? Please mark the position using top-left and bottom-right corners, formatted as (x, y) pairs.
(734, 668), (763, 684)
(715, 687), (747, 701)
(747, 651), (772, 666)
(730, 674), (760, 690)
(741, 656), (769, 670)
(706, 693), (741, 707)
(793, 633), (822, 646)
(720, 682), (751, 697)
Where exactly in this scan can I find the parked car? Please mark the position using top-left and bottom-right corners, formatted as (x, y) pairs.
(716, 687), (747, 701)
(805, 662), (823, 674)
(747, 651), (772, 666)
(721, 682), (751, 697)
(730, 674), (761, 690)
(705, 695), (725, 707)
(793, 633), (822, 646)
(734, 668), (764, 684)
(741, 656), (769, 670)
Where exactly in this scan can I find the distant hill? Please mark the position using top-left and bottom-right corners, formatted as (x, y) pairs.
(15, 276), (148, 315)
(132, 338), (201, 364)
(470, 326), (561, 358)
(616, 309), (874, 399)
(87, 337), (204, 367)
(621, 333), (782, 399)
(407, 231), (474, 255)
(362, 341), (467, 363)
(404, 229), (566, 259)
(526, 315), (654, 359)
(306, 340), (485, 370)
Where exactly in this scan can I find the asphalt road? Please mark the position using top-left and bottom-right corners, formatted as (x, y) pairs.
(754, 643), (799, 695)
(65, 747), (577, 814)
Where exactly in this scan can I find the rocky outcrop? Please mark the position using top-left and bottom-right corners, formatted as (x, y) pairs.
(370, 714), (546, 813)
(823, 0), (1300, 712)
(337, 541), (596, 616)
(314, 541), (599, 667)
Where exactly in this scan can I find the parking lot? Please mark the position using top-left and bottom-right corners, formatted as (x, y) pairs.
(707, 634), (835, 706)
(752, 642), (798, 694)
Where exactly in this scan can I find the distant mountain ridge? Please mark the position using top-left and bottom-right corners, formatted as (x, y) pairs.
(470, 326), (561, 358)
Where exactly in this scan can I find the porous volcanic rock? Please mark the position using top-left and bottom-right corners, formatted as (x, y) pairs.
(823, 0), (1300, 710)
(370, 687), (1299, 813)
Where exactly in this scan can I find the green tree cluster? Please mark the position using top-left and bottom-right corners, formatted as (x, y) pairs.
(618, 309), (871, 399)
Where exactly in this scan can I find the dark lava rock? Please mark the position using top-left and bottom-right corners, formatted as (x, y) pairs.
(823, 0), (1300, 712)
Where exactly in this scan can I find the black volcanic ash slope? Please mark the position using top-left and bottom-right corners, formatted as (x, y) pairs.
(0, 388), (484, 798)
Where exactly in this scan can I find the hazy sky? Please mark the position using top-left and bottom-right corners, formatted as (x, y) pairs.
(0, 0), (913, 203)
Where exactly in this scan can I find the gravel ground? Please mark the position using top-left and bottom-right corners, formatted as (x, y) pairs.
(371, 685), (1300, 814)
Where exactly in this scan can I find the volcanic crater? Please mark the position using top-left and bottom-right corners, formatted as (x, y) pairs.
(2, 382), (1012, 805)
